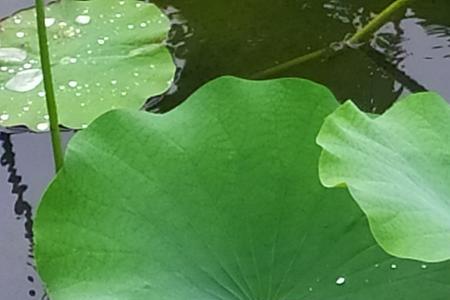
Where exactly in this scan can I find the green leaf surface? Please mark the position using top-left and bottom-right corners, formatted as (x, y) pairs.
(318, 93), (450, 263)
(35, 78), (450, 300)
(0, 0), (175, 131)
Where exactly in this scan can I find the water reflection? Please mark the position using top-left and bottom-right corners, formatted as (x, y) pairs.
(325, 0), (450, 104)
(1, 0), (450, 299)
(391, 17), (450, 100)
(0, 132), (45, 299)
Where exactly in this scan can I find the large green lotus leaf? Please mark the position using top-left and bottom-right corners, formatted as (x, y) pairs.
(34, 77), (450, 300)
(317, 93), (450, 263)
(0, 0), (175, 131)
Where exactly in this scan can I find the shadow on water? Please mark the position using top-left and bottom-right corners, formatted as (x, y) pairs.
(0, 132), (46, 299)
(1, 133), (33, 243)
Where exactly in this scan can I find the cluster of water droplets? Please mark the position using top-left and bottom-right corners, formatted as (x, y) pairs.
(0, 0), (175, 131)
(301, 261), (431, 293)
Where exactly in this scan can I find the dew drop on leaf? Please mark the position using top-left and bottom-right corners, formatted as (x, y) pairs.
(336, 277), (346, 285)
(45, 18), (55, 27)
(36, 122), (49, 131)
(75, 15), (91, 25)
(0, 48), (27, 63)
(68, 80), (78, 88)
(5, 69), (43, 92)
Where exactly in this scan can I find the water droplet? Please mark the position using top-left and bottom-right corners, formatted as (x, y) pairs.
(0, 114), (9, 121)
(0, 48), (27, 63)
(111, 80), (118, 85)
(140, 22), (147, 28)
(23, 63), (32, 69)
(58, 21), (67, 28)
(38, 91), (45, 97)
(336, 277), (346, 285)
(23, 106), (30, 111)
(68, 80), (78, 88)
(60, 56), (78, 64)
(127, 24), (135, 29)
(75, 15), (91, 25)
(45, 18), (55, 27)
(37, 122), (49, 131)
(391, 264), (397, 270)
(63, 26), (77, 38)
(16, 32), (25, 38)
(97, 39), (105, 45)
(0, 66), (8, 72)
(5, 69), (43, 92)
(421, 264), (427, 269)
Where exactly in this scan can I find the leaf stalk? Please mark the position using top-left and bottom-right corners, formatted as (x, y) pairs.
(252, 0), (414, 79)
(35, 0), (64, 172)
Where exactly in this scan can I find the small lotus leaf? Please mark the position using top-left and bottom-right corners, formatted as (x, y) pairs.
(318, 93), (450, 262)
(0, 0), (175, 131)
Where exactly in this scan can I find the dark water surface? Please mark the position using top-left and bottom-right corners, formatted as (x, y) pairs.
(1, 0), (450, 298)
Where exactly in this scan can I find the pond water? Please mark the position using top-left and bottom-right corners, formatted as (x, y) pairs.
(1, 0), (450, 298)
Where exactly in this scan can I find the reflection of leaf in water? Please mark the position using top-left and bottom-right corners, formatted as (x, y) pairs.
(151, 0), (404, 114)
(377, 16), (450, 101)
(0, 132), (43, 298)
